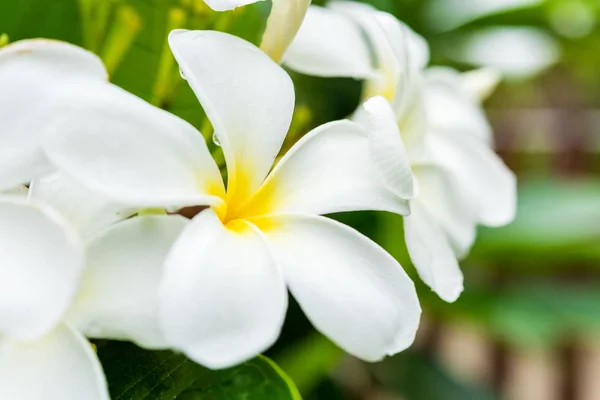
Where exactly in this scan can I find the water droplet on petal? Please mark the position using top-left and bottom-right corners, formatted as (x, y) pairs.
(179, 67), (186, 80)
(212, 133), (221, 146)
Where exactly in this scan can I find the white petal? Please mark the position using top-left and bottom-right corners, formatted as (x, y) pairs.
(0, 323), (109, 400)
(366, 8), (430, 72)
(330, 2), (402, 102)
(330, 3), (428, 146)
(429, 130), (517, 227)
(203, 0), (263, 12)
(41, 80), (224, 209)
(159, 209), (287, 369)
(261, 0), (312, 63)
(255, 214), (421, 360)
(404, 203), (464, 303)
(461, 68), (502, 103)
(29, 172), (136, 237)
(354, 96), (416, 199)
(424, 67), (494, 145)
(237, 120), (410, 218)
(412, 165), (476, 258)
(169, 30), (294, 205)
(369, 12), (430, 126)
(0, 197), (83, 341)
(283, 6), (375, 79)
(69, 215), (187, 349)
(0, 39), (107, 190)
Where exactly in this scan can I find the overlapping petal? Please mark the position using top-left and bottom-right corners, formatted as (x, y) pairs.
(325, 2), (429, 144)
(283, 6), (374, 79)
(0, 39), (107, 190)
(237, 120), (410, 218)
(331, 2), (402, 103)
(354, 96), (416, 199)
(68, 215), (188, 349)
(42, 80), (224, 209)
(0, 324), (109, 400)
(29, 172), (136, 237)
(412, 165), (476, 258)
(169, 30), (294, 205)
(159, 209), (287, 369)
(428, 130), (517, 227)
(0, 197), (83, 341)
(404, 203), (464, 303)
(460, 68), (502, 103)
(253, 214), (421, 360)
(423, 67), (494, 145)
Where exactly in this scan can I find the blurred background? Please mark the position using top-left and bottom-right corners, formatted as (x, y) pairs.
(2, 0), (600, 399)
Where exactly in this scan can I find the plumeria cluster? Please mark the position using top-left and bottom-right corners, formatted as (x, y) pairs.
(0, 0), (515, 398)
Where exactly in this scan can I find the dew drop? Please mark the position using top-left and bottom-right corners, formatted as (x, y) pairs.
(212, 133), (221, 146)
(179, 67), (186, 80)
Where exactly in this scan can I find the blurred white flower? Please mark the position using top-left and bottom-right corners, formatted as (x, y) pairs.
(448, 27), (560, 79)
(286, 3), (517, 302)
(425, 0), (543, 32)
(28, 31), (421, 368)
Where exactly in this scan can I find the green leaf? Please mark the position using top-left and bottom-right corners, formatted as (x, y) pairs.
(274, 332), (343, 395)
(97, 340), (302, 400)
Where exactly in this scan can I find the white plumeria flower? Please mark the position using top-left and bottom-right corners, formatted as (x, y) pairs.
(32, 30), (421, 368)
(28, 172), (189, 349)
(285, 2), (517, 302)
(0, 38), (193, 395)
(0, 196), (109, 400)
(0, 189), (187, 399)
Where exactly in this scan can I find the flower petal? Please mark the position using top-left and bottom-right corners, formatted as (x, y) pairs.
(169, 30), (294, 205)
(404, 203), (464, 303)
(460, 68), (502, 103)
(0, 323), (109, 400)
(424, 67), (494, 145)
(283, 5), (375, 79)
(238, 120), (410, 218)
(0, 39), (107, 190)
(29, 172), (136, 237)
(0, 197), (83, 341)
(354, 96), (416, 199)
(329, 3), (428, 145)
(255, 214), (421, 361)
(368, 11), (429, 138)
(330, 2), (402, 103)
(429, 130), (517, 227)
(373, 11), (430, 72)
(68, 215), (187, 349)
(159, 209), (287, 369)
(261, 0), (312, 63)
(41, 80), (224, 209)
(203, 0), (263, 12)
(412, 165), (476, 258)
